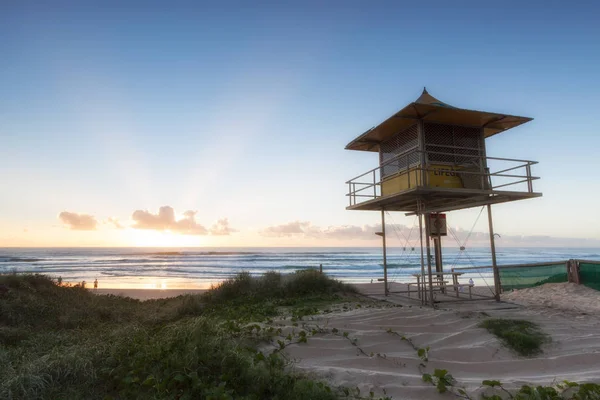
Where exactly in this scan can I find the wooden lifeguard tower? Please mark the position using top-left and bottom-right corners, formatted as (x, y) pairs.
(345, 88), (541, 304)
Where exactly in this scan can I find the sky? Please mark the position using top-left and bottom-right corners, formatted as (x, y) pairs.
(1, 1), (600, 247)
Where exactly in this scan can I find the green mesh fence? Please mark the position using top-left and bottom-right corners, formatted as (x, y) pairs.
(499, 263), (568, 291)
(579, 262), (600, 291)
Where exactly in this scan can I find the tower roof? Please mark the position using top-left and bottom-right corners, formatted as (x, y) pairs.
(346, 88), (533, 152)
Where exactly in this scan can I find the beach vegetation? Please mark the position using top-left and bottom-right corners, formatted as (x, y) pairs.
(416, 348), (600, 399)
(478, 319), (549, 356)
(480, 379), (600, 399)
(0, 271), (375, 400)
(422, 369), (456, 394)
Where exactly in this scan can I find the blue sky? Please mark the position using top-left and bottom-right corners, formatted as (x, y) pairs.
(1, 1), (599, 246)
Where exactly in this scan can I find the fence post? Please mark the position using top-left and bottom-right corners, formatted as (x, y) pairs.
(348, 183), (352, 206)
(526, 164), (533, 192)
(567, 260), (573, 283)
(568, 259), (580, 284)
(373, 170), (376, 199)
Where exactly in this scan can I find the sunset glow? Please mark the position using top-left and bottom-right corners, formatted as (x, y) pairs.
(128, 230), (206, 248)
(1, 3), (600, 248)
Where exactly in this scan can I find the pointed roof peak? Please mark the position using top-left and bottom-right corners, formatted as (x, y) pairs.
(345, 87), (533, 152)
(415, 88), (454, 108)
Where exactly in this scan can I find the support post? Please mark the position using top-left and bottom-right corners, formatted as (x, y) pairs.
(487, 204), (500, 301)
(381, 209), (388, 296)
(417, 120), (427, 188)
(433, 214), (444, 293)
(425, 213), (434, 305)
(418, 210), (426, 305)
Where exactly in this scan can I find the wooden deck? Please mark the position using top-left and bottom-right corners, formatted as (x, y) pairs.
(359, 282), (504, 308)
(347, 186), (542, 213)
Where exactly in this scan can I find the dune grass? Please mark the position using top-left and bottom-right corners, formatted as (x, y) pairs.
(0, 270), (358, 400)
(479, 318), (549, 356)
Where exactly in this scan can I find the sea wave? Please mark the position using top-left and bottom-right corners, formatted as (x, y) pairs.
(384, 263), (420, 268)
(92, 258), (155, 264)
(0, 257), (45, 263)
(2, 247), (597, 287)
(142, 251), (264, 257)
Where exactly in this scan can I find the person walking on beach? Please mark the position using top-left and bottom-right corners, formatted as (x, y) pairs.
(94, 279), (98, 290)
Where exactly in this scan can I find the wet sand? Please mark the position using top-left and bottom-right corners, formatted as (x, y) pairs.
(94, 288), (206, 300)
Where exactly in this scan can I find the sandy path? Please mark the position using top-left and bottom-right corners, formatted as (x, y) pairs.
(277, 287), (600, 399)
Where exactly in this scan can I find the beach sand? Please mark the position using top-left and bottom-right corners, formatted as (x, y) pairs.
(93, 282), (600, 398)
(503, 282), (600, 314)
(94, 288), (206, 300)
(274, 282), (600, 399)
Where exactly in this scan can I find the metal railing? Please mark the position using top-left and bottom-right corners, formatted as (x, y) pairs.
(346, 146), (539, 207)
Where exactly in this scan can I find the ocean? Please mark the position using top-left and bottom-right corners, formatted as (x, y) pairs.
(1, 247), (599, 289)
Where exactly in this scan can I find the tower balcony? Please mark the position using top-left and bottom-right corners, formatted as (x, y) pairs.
(346, 147), (541, 213)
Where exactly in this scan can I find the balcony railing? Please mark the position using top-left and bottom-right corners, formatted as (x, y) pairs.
(346, 146), (539, 207)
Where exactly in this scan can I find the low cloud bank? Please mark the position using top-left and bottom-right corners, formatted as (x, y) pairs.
(58, 206), (237, 236)
(260, 220), (600, 247)
(260, 221), (384, 240)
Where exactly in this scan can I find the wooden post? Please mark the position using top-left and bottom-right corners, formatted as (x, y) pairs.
(418, 210), (426, 305)
(487, 204), (501, 301)
(319, 264), (323, 274)
(381, 209), (388, 296)
(418, 120), (427, 188)
(568, 259), (580, 284)
(433, 214), (444, 293)
(425, 213), (434, 305)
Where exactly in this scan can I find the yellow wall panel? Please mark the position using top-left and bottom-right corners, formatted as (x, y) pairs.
(381, 164), (484, 196)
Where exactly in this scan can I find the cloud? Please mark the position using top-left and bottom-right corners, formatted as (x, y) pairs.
(130, 206), (238, 236)
(106, 217), (124, 229)
(132, 206), (208, 235)
(260, 221), (316, 237)
(260, 221), (385, 240)
(321, 224), (382, 240)
(210, 218), (238, 236)
(260, 220), (600, 247)
(58, 211), (98, 231)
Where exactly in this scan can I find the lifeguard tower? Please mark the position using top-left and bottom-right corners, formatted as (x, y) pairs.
(345, 88), (541, 304)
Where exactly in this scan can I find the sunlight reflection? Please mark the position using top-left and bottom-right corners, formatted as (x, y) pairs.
(129, 229), (204, 247)
(85, 277), (209, 290)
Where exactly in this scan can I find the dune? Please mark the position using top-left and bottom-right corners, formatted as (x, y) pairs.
(275, 283), (600, 399)
(503, 282), (600, 314)
(93, 282), (600, 398)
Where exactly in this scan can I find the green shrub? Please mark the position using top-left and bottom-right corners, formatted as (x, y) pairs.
(284, 269), (357, 297)
(0, 271), (355, 399)
(479, 319), (549, 356)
